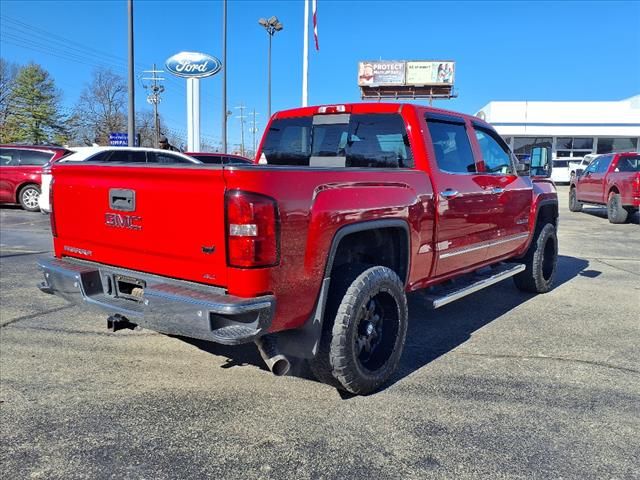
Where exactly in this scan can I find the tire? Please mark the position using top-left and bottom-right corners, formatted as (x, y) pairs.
(568, 187), (582, 212)
(513, 223), (558, 293)
(309, 264), (408, 395)
(607, 192), (628, 224)
(18, 184), (41, 212)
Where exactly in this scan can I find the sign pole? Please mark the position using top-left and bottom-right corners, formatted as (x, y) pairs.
(302, 0), (309, 107)
(127, 0), (136, 147)
(193, 78), (201, 151)
(222, 0), (227, 153)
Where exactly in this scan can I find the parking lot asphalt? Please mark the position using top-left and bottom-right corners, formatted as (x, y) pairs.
(1, 187), (639, 480)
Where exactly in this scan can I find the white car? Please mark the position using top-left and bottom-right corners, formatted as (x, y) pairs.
(550, 158), (571, 184)
(568, 153), (599, 180)
(38, 147), (202, 213)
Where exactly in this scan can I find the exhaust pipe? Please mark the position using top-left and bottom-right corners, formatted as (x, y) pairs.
(255, 335), (291, 376)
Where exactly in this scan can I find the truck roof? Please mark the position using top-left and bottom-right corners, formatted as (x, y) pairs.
(272, 102), (487, 126)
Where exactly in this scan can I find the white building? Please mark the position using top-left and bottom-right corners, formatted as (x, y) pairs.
(475, 95), (640, 182)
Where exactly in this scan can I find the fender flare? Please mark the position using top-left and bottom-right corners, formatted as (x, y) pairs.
(520, 198), (558, 255)
(276, 219), (411, 359)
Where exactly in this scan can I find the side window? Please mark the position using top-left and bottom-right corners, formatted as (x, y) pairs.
(152, 152), (191, 164)
(107, 150), (147, 163)
(426, 119), (476, 173)
(86, 151), (113, 162)
(585, 159), (599, 173)
(0, 148), (19, 166)
(595, 155), (613, 173)
(345, 114), (414, 169)
(19, 150), (53, 165)
(475, 128), (514, 174)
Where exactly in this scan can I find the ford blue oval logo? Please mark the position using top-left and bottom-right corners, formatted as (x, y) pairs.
(165, 52), (222, 79)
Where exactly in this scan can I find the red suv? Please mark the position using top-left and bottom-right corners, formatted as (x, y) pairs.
(0, 145), (72, 211)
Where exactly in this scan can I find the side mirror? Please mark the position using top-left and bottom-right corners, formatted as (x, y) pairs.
(575, 168), (584, 177)
(530, 146), (552, 177)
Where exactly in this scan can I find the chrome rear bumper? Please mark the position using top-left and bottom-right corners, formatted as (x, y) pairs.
(37, 257), (274, 345)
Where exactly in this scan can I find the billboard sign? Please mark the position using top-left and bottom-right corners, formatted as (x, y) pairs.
(358, 61), (405, 86)
(406, 61), (455, 86)
(165, 51), (222, 79)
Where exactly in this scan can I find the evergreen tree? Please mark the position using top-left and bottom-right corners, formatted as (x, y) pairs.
(2, 63), (64, 144)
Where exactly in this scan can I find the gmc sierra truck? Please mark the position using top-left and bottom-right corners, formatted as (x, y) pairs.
(38, 103), (559, 395)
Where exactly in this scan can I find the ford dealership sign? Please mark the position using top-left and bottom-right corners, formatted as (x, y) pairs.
(165, 52), (222, 79)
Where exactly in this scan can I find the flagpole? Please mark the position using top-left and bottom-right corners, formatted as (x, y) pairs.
(302, 0), (309, 107)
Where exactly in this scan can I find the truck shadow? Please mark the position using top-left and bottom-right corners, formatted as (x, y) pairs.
(579, 206), (639, 224)
(178, 255), (592, 395)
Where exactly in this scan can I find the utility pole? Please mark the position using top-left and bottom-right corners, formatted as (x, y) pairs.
(142, 64), (165, 148)
(250, 109), (259, 157)
(222, 0), (228, 153)
(235, 104), (246, 157)
(127, 0), (135, 146)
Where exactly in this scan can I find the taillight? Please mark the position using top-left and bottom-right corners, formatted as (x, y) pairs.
(50, 177), (57, 237)
(225, 190), (279, 268)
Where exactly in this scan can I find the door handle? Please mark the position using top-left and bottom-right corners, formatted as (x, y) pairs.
(440, 189), (459, 199)
(491, 187), (505, 194)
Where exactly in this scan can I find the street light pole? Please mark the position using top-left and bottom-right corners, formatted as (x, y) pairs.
(222, 0), (227, 153)
(258, 16), (283, 120)
(268, 33), (272, 119)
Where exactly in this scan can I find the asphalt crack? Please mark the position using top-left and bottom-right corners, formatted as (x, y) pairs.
(0, 304), (76, 328)
(593, 258), (640, 277)
(455, 351), (639, 375)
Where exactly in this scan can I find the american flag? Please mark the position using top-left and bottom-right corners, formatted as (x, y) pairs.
(312, 0), (319, 50)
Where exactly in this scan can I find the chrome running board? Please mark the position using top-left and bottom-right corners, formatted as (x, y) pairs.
(423, 263), (526, 309)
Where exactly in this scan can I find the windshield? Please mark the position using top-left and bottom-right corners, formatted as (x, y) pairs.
(260, 113), (413, 169)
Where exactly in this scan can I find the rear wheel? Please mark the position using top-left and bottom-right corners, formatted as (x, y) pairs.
(568, 187), (582, 212)
(514, 223), (557, 293)
(18, 184), (41, 212)
(309, 264), (408, 395)
(606, 192), (628, 224)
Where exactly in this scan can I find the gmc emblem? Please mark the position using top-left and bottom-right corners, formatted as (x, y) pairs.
(105, 212), (142, 231)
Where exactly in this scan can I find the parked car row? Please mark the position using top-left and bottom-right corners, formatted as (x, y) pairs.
(0, 145), (252, 212)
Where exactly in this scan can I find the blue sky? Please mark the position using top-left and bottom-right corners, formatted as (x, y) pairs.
(1, 0), (639, 149)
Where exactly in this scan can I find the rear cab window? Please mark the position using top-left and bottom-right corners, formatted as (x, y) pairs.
(261, 113), (414, 169)
(614, 155), (640, 172)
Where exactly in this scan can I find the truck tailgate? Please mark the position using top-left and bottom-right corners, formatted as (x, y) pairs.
(51, 164), (229, 287)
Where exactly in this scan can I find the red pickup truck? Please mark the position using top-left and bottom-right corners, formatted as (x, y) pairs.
(38, 103), (558, 394)
(569, 152), (640, 223)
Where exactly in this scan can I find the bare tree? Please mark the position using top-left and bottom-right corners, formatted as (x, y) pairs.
(0, 58), (20, 129)
(71, 68), (127, 145)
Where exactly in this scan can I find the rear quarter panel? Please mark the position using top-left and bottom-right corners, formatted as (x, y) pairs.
(606, 171), (639, 206)
(223, 166), (433, 332)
